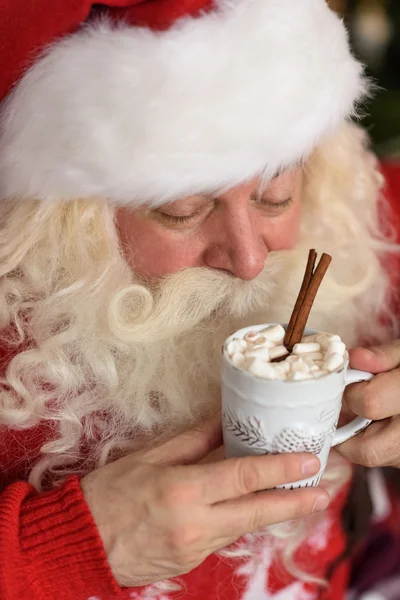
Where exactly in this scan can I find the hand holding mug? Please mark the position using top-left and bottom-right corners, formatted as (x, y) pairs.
(335, 340), (400, 469)
(81, 417), (329, 587)
(222, 324), (373, 488)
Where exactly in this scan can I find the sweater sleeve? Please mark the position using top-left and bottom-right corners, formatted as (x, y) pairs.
(0, 475), (122, 600)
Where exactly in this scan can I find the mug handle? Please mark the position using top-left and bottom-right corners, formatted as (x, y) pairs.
(331, 369), (373, 447)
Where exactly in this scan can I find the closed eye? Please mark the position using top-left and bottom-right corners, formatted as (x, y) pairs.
(256, 197), (293, 212)
(156, 208), (205, 224)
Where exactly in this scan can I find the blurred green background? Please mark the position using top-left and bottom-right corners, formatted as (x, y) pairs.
(330, 0), (400, 159)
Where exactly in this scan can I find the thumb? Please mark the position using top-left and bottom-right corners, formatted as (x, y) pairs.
(349, 342), (400, 374)
(143, 413), (222, 466)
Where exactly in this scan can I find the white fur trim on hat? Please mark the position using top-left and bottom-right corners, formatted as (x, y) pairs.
(0, 0), (366, 207)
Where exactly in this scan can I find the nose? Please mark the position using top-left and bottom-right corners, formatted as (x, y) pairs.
(204, 213), (268, 280)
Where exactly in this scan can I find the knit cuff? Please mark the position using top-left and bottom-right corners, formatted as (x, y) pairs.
(19, 475), (122, 599)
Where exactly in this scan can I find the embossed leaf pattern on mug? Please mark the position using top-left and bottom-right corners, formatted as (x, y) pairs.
(223, 407), (338, 455)
(223, 407), (274, 451)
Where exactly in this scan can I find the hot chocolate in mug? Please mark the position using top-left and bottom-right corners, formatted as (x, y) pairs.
(221, 324), (373, 488)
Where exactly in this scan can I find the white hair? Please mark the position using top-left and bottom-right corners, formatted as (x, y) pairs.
(0, 122), (397, 588)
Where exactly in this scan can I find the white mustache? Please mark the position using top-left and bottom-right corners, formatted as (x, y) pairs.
(108, 255), (287, 344)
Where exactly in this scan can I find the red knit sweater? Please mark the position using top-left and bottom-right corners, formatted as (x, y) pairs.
(0, 164), (398, 600)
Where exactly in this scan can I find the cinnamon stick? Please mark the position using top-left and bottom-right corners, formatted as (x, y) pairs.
(271, 250), (332, 362)
(286, 253), (331, 349)
(283, 249), (317, 348)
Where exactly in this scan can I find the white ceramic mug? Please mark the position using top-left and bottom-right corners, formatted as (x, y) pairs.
(221, 324), (373, 488)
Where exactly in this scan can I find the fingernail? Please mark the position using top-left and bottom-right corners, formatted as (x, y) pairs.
(313, 495), (330, 513)
(301, 456), (320, 477)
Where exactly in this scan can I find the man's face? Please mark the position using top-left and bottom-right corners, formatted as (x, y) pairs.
(116, 169), (302, 280)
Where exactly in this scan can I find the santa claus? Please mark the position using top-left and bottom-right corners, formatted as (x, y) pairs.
(0, 1), (399, 599)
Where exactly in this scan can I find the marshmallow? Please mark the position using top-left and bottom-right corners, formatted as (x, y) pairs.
(286, 354), (301, 364)
(322, 352), (344, 372)
(245, 347), (270, 361)
(261, 324), (285, 342)
(251, 336), (275, 349)
(270, 364), (287, 379)
(280, 360), (291, 374)
(303, 352), (324, 362)
(248, 358), (279, 379)
(227, 339), (247, 356)
(327, 334), (341, 342)
(291, 359), (310, 374)
(231, 352), (245, 367)
(302, 334), (318, 343)
(315, 333), (341, 349)
(326, 341), (346, 356)
(292, 342), (321, 354)
(269, 345), (289, 360)
(244, 331), (261, 343)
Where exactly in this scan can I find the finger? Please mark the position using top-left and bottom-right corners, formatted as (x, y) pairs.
(338, 402), (355, 427)
(344, 369), (400, 421)
(194, 452), (321, 504)
(197, 445), (225, 464)
(144, 414), (222, 466)
(349, 342), (400, 374)
(212, 487), (330, 538)
(334, 416), (400, 468)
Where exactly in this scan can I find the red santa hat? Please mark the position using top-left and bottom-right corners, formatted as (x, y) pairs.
(0, 0), (366, 207)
